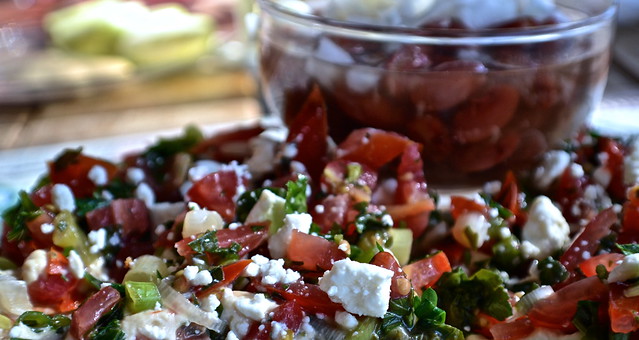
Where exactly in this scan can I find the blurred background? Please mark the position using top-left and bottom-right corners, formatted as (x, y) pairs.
(0, 0), (637, 207)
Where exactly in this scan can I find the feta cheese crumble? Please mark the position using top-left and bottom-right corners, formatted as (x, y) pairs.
(21, 250), (48, 284)
(88, 228), (108, 254)
(68, 250), (85, 279)
(243, 254), (301, 285)
(183, 265), (213, 286)
(88, 164), (109, 186)
(268, 213), (312, 258)
(52, 183), (76, 212)
(521, 196), (571, 260)
(319, 258), (393, 317)
(608, 254), (639, 283)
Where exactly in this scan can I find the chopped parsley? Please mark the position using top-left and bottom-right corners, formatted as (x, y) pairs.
(2, 191), (42, 241)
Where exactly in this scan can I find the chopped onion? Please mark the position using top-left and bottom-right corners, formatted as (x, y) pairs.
(515, 285), (554, 314)
(0, 279), (34, 318)
(158, 280), (225, 333)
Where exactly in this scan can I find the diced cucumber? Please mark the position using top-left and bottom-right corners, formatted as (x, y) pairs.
(388, 228), (413, 265)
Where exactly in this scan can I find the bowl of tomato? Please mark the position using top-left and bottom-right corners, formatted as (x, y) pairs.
(257, 0), (617, 187)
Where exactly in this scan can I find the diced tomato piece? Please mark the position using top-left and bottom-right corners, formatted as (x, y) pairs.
(320, 160), (378, 200)
(370, 251), (409, 299)
(385, 200), (435, 238)
(245, 300), (306, 340)
(286, 230), (346, 272)
(186, 170), (249, 222)
(609, 282), (639, 334)
(337, 128), (420, 170)
(495, 171), (525, 225)
(48, 152), (118, 198)
(553, 166), (589, 223)
(312, 194), (350, 234)
(85, 205), (114, 231)
(25, 212), (55, 249)
(620, 201), (639, 244)
(28, 249), (83, 312)
(557, 208), (617, 289)
(450, 196), (488, 220)
(70, 286), (122, 339)
(490, 317), (535, 340)
(111, 198), (151, 238)
(30, 184), (53, 207)
(578, 253), (624, 278)
(395, 142), (429, 204)
(599, 138), (627, 201)
(191, 124), (264, 163)
(403, 252), (452, 295)
(175, 224), (268, 261)
(286, 86), (329, 181)
(197, 259), (252, 298)
(261, 281), (344, 316)
(528, 276), (608, 330)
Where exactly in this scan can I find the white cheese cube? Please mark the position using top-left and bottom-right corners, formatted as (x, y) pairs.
(268, 213), (312, 259)
(608, 254), (639, 283)
(521, 196), (570, 260)
(319, 258), (393, 317)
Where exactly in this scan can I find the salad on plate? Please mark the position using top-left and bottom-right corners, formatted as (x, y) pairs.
(1, 89), (639, 339)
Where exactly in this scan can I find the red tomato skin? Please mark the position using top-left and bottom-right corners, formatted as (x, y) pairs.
(312, 194), (350, 234)
(48, 154), (117, 198)
(260, 281), (344, 317)
(286, 86), (329, 181)
(403, 252), (452, 295)
(286, 230), (347, 272)
(528, 276), (609, 331)
(197, 259), (252, 298)
(450, 196), (488, 220)
(337, 128), (419, 170)
(27, 250), (82, 312)
(609, 282), (639, 334)
(175, 224), (268, 261)
(620, 201), (639, 244)
(490, 317), (535, 340)
(599, 138), (627, 201)
(191, 125), (264, 163)
(557, 208), (617, 289)
(244, 300), (306, 340)
(370, 251), (409, 299)
(186, 170), (248, 222)
(578, 253), (624, 278)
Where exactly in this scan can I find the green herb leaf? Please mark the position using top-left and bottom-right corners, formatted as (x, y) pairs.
(15, 311), (71, 334)
(2, 191), (42, 242)
(352, 201), (392, 234)
(572, 300), (608, 339)
(285, 175), (309, 214)
(617, 243), (639, 256)
(188, 230), (241, 262)
(435, 268), (513, 332)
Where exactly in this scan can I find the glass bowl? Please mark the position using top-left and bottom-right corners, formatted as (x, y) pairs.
(257, 0), (617, 187)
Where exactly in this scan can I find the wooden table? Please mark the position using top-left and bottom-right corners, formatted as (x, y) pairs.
(0, 68), (260, 149)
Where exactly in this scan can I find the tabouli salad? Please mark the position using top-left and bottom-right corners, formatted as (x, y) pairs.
(2, 89), (639, 340)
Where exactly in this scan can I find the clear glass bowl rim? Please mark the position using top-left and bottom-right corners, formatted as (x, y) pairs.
(258, 0), (619, 45)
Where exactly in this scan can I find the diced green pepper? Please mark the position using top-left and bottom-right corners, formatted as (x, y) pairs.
(52, 211), (97, 264)
(124, 281), (161, 314)
(0, 257), (17, 270)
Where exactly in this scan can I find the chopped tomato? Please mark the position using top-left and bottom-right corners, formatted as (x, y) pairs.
(403, 252), (452, 295)
(528, 276), (608, 330)
(370, 251), (409, 299)
(385, 200), (435, 238)
(490, 317), (535, 340)
(197, 259), (252, 298)
(28, 249), (83, 312)
(495, 171), (525, 225)
(260, 281), (344, 316)
(395, 142), (429, 204)
(312, 194), (350, 234)
(553, 166), (589, 223)
(620, 201), (639, 244)
(320, 160), (378, 201)
(175, 224), (268, 261)
(48, 152), (118, 198)
(450, 196), (488, 220)
(286, 86), (329, 181)
(286, 230), (347, 272)
(25, 211), (55, 249)
(609, 282), (639, 334)
(337, 128), (420, 170)
(111, 198), (151, 238)
(578, 253), (624, 278)
(599, 138), (627, 201)
(557, 208), (617, 288)
(245, 300), (305, 340)
(30, 184), (53, 207)
(191, 124), (264, 163)
(186, 170), (249, 222)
